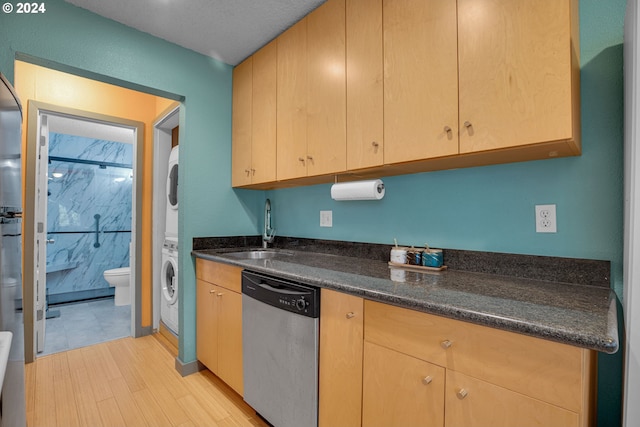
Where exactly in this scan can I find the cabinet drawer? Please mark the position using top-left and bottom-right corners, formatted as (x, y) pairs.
(445, 370), (579, 427)
(364, 300), (593, 413)
(195, 259), (243, 292)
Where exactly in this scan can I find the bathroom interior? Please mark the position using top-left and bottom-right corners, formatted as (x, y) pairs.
(39, 116), (135, 356)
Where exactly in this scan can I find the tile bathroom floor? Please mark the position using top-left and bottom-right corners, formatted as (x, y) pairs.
(39, 297), (131, 357)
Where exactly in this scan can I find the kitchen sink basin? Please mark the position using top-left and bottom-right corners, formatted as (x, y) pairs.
(225, 249), (293, 260)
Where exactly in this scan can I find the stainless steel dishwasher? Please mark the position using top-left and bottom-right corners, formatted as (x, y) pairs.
(242, 270), (320, 427)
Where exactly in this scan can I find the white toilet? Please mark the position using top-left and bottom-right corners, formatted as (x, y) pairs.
(103, 267), (131, 306)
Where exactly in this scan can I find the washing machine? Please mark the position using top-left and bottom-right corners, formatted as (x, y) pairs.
(165, 146), (179, 240)
(160, 238), (179, 335)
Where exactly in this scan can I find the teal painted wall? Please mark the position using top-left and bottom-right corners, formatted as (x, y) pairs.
(0, 0), (262, 365)
(0, 0), (627, 424)
(266, 0), (627, 424)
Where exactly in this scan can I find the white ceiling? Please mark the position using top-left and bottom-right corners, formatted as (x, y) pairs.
(64, 0), (326, 66)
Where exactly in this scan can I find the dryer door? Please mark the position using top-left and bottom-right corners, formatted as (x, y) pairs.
(161, 255), (178, 304)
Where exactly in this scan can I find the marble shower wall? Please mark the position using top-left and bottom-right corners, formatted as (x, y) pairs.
(46, 133), (133, 303)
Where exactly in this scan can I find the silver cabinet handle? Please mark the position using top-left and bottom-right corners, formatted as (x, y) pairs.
(440, 340), (452, 349)
(46, 239), (55, 244)
(456, 388), (468, 400)
(217, 293), (224, 297)
(209, 289), (215, 294)
(345, 312), (356, 319)
(422, 376), (433, 385)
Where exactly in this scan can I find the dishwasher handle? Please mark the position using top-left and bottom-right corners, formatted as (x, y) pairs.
(257, 282), (308, 296)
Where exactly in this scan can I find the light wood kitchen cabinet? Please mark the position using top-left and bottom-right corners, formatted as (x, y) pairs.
(196, 279), (218, 371)
(232, 0), (580, 189)
(231, 57), (252, 187)
(364, 300), (596, 427)
(457, 0), (580, 155)
(383, 0), (459, 164)
(445, 370), (579, 427)
(318, 289), (363, 427)
(277, 18), (308, 181)
(362, 341), (445, 427)
(231, 41), (277, 187)
(307, 0), (346, 177)
(346, 0), (384, 170)
(277, 0), (346, 181)
(195, 259), (244, 396)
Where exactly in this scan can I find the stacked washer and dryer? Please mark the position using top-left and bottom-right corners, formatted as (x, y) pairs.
(161, 146), (179, 335)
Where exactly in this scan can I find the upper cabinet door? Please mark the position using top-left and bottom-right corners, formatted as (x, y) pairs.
(307, 0), (347, 177)
(458, 0), (577, 153)
(277, 18), (308, 181)
(231, 57), (252, 187)
(346, 0), (384, 171)
(383, 0), (459, 164)
(251, 40), (277, 184)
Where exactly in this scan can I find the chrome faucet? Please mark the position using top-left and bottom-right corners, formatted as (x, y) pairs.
(262, 198), (275, 248)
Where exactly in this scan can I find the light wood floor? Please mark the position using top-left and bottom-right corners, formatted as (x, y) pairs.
(25, 334), (269, 427)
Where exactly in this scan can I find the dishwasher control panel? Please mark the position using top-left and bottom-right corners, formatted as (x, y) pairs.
(242, 270), (319, 318)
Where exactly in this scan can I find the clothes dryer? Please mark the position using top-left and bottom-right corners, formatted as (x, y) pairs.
(165, 146), (179, 240)
(160, 238), (179, 335)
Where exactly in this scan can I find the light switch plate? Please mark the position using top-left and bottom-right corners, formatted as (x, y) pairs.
(535, 204), (557, 233)
(320, 210), (333, 227)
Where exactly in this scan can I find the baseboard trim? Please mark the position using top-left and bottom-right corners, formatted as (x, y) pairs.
(158, 322), (179, 348)
(175, 357), (204, 377)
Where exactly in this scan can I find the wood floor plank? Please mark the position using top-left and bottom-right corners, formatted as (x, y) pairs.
(27, 335), (270, 427)
(197, 369), (258, 422)
(133, 387), (175, 427)
(109, 377), (150, 427)
(51, 353), (80, 427)
(81, 345), (115, 402)
(146, 382), (192, 426)
(106, 339), (148, 393)
(177, 394), (221, 427)
(24, 356), (36, 427)
(95, 341), (123, 381)
(182, 372), (231, 421)
(97, 397), (127, 427)
(67, 356), (105, 427)
(33, 356), (56, 427)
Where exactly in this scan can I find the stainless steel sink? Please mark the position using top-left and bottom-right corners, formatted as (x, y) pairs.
(225, 249), (293, 260)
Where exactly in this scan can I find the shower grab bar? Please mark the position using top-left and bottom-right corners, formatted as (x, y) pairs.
(94, 214), (101, 248)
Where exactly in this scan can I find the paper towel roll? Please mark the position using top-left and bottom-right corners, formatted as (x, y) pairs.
(331, 179), (385, 201)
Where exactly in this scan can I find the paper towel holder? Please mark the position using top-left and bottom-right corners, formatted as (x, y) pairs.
(330, 178), (385, 201)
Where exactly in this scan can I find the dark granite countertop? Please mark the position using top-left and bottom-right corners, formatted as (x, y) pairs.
(191, 239), (619, 354)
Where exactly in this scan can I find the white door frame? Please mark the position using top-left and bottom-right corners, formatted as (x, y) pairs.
(624, 1), (640, 424)
(152, 104), (180, 330)
(24, 101), (145, 362)
(33, 112), (49, 354)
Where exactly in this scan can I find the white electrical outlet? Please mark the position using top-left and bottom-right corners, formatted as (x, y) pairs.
(535, 204), (557, 233)
(320, 210), (333, 227)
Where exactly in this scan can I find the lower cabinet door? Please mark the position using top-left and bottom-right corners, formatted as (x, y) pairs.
(196, 279), (218, 371)
(217, 289), (243, 396)
(445, 370), (579, 427)
(319, 289), (363, 427)
(362, 341), (445, 427)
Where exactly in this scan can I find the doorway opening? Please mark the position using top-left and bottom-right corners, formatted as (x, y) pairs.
(24, 102), (145, 359)
(152, 106), (179, 347)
